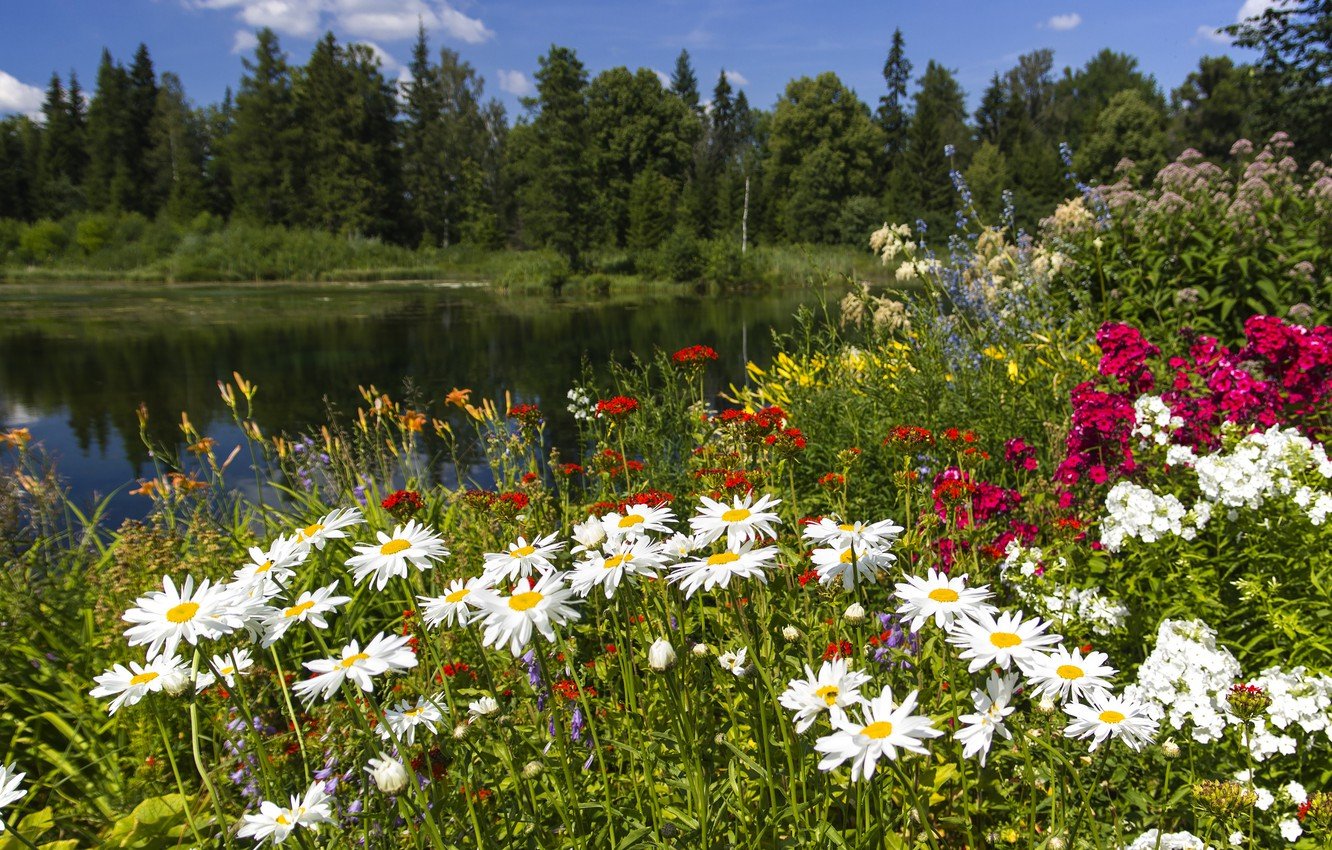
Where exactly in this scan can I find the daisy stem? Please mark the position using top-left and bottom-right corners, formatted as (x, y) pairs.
(268, 647), (312, 782)
(364, 697), (452, 850)
(1067, 752), (1109, 848)
(150, 705), (205, 847)
(560, 629), (619, 847)
(188, 652), (233, 846)
(534, 648), (582, 837)
(890, 758), (940, 850)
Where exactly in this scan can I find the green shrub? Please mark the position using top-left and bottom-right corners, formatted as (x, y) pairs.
(659, 227), (704, 282)
(17, 220), (67, 263)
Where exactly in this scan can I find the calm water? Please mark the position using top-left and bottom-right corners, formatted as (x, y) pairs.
(0, 279), (844, 521)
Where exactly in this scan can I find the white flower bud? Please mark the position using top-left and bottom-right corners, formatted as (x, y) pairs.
(522, 760), (543, 779)
(842, 602), (866, 625)
(452, 723), (469, 740)
(1161, 737), (1180, 758)
(571, 517), (606, 550)
(691, 643), (710, 658)
(1036, 695), (1057, 714)
(781, 625), (801, 642)
(366, 753), (410, 794)
(468, 696), (499, 719)
(648, 638), (676, 672)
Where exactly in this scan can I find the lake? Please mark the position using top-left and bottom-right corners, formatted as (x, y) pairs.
(0, 279), (850, 522)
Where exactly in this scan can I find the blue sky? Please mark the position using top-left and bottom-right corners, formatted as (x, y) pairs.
(0, 1), (1271, 122)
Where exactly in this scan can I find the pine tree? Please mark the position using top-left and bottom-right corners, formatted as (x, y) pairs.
(670, 49), (701, 113)
(877, 28), (912, 160)
(146, 72), (208, 221)
(36, 74), (85, 216)
(228, 29), (300, 225)
(200, 88), (233, 217)
(84, 49), (132, 211)
(892, 61), (968, 232)
(124, 43), (159, 214)
(511, 46), (594, 268)
(0, 117), (36, 221)
(402, 24), (449, 245)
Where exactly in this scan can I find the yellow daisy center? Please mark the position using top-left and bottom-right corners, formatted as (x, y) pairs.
(445, 588), (470, 604)
(220, 665), (236, 676)
(284, 600), (316, 618)
(706, 552), (741, 566)
(989, 631), (1022, 648)
(618, 515), (645, 528)
(130, 671), (159, 686)
(405, 706), (425, 717)
(861, 721), (894, 739)
(604, 554), (634, 569)
(340, 652), (370, 668)
(276, 814), (291, 825)
(255, 560), (274, 573)
(721, 508), (751, 523)
(1098, 710), (1125, 724)
(166, 602), (200, 624)
(815, 685), (839, 706)
(928, 587), (960, 603)
(511, 545), (537, 558)
(509, 591), (544, 611)
(380, 539), (412, 556)
(1056, 664), (1084, 680)
(838, 523), (856, 532)
(839, 549), (855, 564)
(302, 522), (324, 538)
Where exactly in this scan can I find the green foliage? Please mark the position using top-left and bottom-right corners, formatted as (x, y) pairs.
(658, 227), (704, 282)
(890, 61), (969, 233)
(103, 794), (193, 849)
(18, 220), (67, 262)
(1074, 89), (1169, 182)
(74, 213), (115, 254)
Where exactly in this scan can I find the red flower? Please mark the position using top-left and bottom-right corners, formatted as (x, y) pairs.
(382, 489), (424, 519)
(673, 344), (719, 365)
(818, 472), (845, 489)
(822, 640), (855, 661)
(595, 396), (639, 417)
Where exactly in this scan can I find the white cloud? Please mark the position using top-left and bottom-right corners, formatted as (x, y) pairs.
(187, 1), (492, 44)
(232, 29), (259, 53)
(356, 40), (403, 74)
(1046, 12), (1082, 31)
(723, 69), (747, 86)
(1194, 24), (1231, 45)
(1237, 0), (1279, 22)
(497, 69), (534, 97)
(0, 70), (44, 118)
(651, 68), (671, 87)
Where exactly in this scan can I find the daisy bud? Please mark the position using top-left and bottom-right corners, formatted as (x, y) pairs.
(1161, 737), (1180, 758)
(452, 723), (470, 740)
(1036, 695), (1057, 714)
(1049, 838), (1066, 850)
(366, 753), (410, 794)
(692, 643), (711, 658)
(842, 602), (866, 625)
(648, 638), (676, 672)
(781, 625), (801, 642)
(1026, 728), (1043, 739)
(521, 760), (543, 779)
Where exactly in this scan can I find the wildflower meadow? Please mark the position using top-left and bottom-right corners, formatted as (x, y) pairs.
(3, 134), (1332, 850)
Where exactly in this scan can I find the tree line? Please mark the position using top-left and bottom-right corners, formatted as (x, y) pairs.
(0, 1), (1327, 269)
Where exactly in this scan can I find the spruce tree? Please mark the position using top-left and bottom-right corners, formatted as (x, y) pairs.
(402, 24), (448, 245)
(670, 49), (701, 112)
(125, 43), (159, 214)
(146, 72), (208, 221)
(877, 28), (912, 159)
(892, 61), (968, 233)
(36, 74), (84, 216)
(84, 49), (132, 211)
(228, 29), (300, 225)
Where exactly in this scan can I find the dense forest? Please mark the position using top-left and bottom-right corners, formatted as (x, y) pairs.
(0, 1), (1328, 272)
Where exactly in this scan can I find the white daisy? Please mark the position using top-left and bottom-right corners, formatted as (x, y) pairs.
(292, 507), (364, 551)
(717, 647), (748, 677)
(195, 648), (256, 691)
(90, 655), (191, 714)
(802, 517), (904, 550)
(237, 799), (297, 845)
(1028, 646), (1116, 704)
(381, 696), (446, 745)
(779, 658), (872, 733)
(599, 503), (677, 540)
(260, 582), (351, 647)
(289, 781), (333, 828)
(947, 609), (1062, 675)
(954, 671), (1018, 767)
(232, 534), (306, 593)
(668, 543), (780, 599)
(482, 533), (565, 583)
(292, 632), (418, 703)
(569, 516), (607, 553)
(689, 493), (783, 549)
(476, 572), (582, 656)
(418, 576), (492, 628)
(123, 575), (242, 659)
(345, 519), (449, 590)
(810, 544), (896, 590)
(1064, 690), (1159, 751)
(468, 696), (500, 719)
(814, 687), (944, 782)
(894, 569), (997, 633)
(0, 763), (27, 833)
(660, 533), (696, 563)
(567, 537), (667, 599)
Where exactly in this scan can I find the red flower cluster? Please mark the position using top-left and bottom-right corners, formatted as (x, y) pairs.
(817, 472), (845, 489)
(714, 405), (790, 443)
(797, 568), (820, 586)
(1097, 321), (1160, 394)
(557, 463), (583, 477)
(507, 403), (544, 429)
(463, 489), (529, 518)
(622, 489), (675, 508)
(941, 427), (978, 445)
(382, 489), (424, 519)
(595, 396), (639, 417)
(552, 678), (597, 702)
(822, 640), (855, 661)
(693, 467), (759, 495)
(592, 448), (644, 478)
(673, 344), (719, 365)
(1004, 437), (1039, 472)
(763, 427), (807, 454)
(883, 425), (935, 447)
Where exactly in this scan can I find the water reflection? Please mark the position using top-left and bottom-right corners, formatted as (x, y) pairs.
(0, 280), (842, 520)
